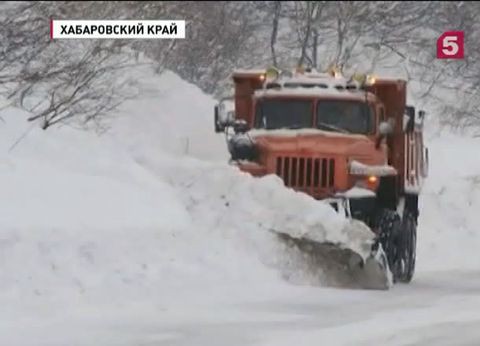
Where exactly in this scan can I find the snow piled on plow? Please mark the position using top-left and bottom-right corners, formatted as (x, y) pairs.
(129, 154), (379, 283)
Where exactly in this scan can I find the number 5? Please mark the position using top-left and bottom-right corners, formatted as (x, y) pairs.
(437, 31), (464, 59)
(442, 36), (459, 56)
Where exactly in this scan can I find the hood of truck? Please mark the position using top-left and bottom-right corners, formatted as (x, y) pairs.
(248, 129), (385, 164)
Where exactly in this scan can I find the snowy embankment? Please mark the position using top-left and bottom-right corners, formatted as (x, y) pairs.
(417, 132), (480, 272)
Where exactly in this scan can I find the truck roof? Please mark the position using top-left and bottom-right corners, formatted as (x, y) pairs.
(235, 68), (379, 102)
(232, 69), (267, 76)
(253, 86), (377, 102)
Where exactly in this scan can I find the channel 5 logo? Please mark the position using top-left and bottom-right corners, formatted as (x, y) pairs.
(437, 31), (464, 59)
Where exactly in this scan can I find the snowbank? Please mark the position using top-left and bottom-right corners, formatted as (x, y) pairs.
(417, 131), (480, 272)
(0, 104), (299, 345)
(109, 66), (228, 162)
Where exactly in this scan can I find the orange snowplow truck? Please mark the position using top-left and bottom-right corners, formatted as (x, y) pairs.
(214, 67), (429, 284)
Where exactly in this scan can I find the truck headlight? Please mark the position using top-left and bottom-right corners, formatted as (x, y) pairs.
(351, 174), (379, 191)
(228, 133), (258, 161)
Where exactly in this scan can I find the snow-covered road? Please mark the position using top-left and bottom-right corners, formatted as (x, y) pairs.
(106, 271), (480, 346)
(5, 270), (480, 346)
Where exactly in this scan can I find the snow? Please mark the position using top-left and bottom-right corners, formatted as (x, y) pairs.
(232, 69), (266, 75)
(1, 63), (480, 345)
(108, 68), (228, 162)
(416, 132), (480, 272)
(349, 160), (397, 176)
(248, 128), (369, 139)
(336, 186), (376, 198)
(254, 86), (369, 99)
(276, 74), (353, 87)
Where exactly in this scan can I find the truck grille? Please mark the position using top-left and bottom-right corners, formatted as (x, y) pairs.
(275, 156), (335, 190)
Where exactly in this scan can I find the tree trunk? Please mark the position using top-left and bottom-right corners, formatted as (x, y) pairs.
(270, 1), (281, 67)
(298, 2), (312, 67)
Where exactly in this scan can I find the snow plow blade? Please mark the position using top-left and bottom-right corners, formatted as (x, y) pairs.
(275, 231), (392, 290)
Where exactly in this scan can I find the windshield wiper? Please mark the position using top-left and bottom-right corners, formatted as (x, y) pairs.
(317, 122), (351, 134)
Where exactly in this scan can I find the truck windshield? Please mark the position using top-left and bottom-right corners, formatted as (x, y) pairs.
(255, 99), (313, 129)
(316, 100), (374, 134)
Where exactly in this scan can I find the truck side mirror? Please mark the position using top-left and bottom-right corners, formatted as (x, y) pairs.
(233, 119), (249, 134)
(418, 110), (426, 128)
(379, 121), (394, 136)
(214, 98), (235, 133)
(422, 147), (429, 178)
(405, 105), (415, 133)
(376, 120), (394, 149)
(214, 105), (221, 132)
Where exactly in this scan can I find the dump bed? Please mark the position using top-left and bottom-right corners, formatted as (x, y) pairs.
(366, 79), (427, 196)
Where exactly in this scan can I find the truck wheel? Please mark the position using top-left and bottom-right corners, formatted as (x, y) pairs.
(372, 209), (402, 283)
(396, 212), (417, 283)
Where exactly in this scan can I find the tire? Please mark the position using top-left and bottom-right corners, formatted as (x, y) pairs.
(372, 208), (417, 284)
(372, 208), (402, 283)
(397, 211), (417, 283)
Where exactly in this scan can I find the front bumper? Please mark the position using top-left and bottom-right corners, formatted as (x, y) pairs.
(324, 187), (377, 222)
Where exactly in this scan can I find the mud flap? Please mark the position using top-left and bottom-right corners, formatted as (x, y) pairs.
(274, 231), (393, 290)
